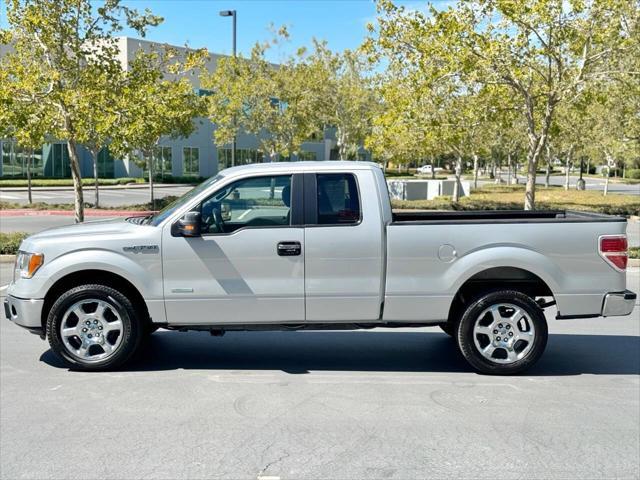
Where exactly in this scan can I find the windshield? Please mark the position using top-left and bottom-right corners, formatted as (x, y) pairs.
(149, 174), (224, 226)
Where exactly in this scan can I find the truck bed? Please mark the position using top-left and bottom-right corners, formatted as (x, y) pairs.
(391, 210), (626, 224)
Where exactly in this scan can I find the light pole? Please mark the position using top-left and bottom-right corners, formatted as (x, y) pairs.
(219, 9), (237, 168)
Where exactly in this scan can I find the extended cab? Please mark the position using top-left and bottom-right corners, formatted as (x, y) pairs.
(4, 162), (636, 374)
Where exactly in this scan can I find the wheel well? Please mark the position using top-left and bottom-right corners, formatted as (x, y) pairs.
(41, 270), (150, 330)
(447, 267), (554, 324)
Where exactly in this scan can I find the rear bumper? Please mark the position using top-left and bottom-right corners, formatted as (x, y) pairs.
(4, 295), (45, 336)
(601, 290), (637, 317)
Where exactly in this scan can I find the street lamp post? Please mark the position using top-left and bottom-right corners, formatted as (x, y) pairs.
(219, 9), (237, 168)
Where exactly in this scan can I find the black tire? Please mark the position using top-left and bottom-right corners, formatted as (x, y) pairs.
(144, 323), (161, 336)
(438, 323), (455, 337)
(456, 290), (548, 375)
(46, 284), (143, 371)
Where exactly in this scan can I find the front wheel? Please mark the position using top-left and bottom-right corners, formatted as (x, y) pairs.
(46, 284), (143, 370)
(456, 290), (548, 375)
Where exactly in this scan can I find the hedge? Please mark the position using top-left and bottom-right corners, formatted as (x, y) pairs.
(0, 232), (29, 255)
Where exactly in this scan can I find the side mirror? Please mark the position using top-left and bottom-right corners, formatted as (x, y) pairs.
(172, 211), (201, 237)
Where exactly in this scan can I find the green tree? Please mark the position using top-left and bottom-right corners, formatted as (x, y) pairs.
(1, 0), (162, 221)
(308, 42), (376, 160)
(367, 0), (637, 209)
(203, 32), (326, 162)
(0, 47), (57, 203)
(108, 47), (206, 209)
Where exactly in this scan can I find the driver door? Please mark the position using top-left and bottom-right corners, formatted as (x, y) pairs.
(162, 174), (305, 325)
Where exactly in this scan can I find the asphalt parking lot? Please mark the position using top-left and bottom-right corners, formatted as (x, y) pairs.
(0, 262), (638, 479)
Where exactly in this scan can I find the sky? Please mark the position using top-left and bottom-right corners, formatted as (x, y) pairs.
(0, 1), (444, 61)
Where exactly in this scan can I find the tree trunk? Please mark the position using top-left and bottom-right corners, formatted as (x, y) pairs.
(453, 155), (462, 203)
(430, 155), (435, 179)
(544, 144), (551, 188)
(564, 146), (573, 191)
(507, 153), (512, 185)
(66, 139), (84, 223)
(148, 150), (155, 210)
(524, 134), (547, 210)
(603, 155), (612, 196)
(472, 153), (479, 189)
(27, 148), (33, 205)
(91, 149), (100, 208)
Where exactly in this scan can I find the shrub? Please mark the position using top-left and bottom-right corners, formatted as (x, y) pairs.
(626, 169), (640, 180)
(0, 232), (29, 255)
(629, 247), (639, 259)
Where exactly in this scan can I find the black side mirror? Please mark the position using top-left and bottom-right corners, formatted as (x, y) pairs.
(172, 211), (202, 237)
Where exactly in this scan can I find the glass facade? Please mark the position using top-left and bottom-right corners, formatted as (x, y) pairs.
(45, 143), (71, 178)
(97, 147), (115, 178)
(1, 141), (44, 178)
(142, 146), (172, 178)
(218, 148), (264, 170)
(183, 147), (200, 176)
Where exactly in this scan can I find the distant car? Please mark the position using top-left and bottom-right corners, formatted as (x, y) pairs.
(416, 165), (442, 175)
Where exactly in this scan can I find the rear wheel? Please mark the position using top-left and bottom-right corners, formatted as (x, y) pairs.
(456, 290), (548, 375)
(46, 284), (143, 370)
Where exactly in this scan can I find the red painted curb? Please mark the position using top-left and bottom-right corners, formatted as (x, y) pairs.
(0, 209), (155, 217)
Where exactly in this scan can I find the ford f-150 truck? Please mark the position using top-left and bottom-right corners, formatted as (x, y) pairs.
(4, 162), (636, 374)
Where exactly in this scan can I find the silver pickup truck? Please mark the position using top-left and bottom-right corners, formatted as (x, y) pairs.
(4, 162), (636, 374)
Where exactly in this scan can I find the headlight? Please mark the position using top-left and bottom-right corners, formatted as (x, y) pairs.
(14, 251), (44, 280)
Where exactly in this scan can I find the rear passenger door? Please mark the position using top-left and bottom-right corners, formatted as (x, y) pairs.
(303, 171), (385, 322)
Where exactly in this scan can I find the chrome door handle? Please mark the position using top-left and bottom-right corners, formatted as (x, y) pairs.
(277, 241), (301, 256)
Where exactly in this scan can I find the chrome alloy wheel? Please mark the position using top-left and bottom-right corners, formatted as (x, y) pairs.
(60, 299), (124, 362)
(472, 303), (535, 364)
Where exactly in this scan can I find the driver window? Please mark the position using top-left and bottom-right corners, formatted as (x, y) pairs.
(199, 175), (292, 234)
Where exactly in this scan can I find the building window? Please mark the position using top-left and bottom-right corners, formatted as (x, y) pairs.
(97, 147), (115, 178)
(156, 146), (172, 178)
(46, 143), (71, 178)
(218, 148), (264, 170)
(143, 146), (172, 178)
(0, 141), (44, 178)
(183, 147), (200, 176)
(298, 151), (316, 161)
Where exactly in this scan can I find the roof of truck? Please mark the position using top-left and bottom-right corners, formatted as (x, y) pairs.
(219, 161), (381, 177)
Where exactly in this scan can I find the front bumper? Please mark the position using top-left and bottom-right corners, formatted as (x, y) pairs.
(4, 295), (45, 337)
(602, 290), (637, 317)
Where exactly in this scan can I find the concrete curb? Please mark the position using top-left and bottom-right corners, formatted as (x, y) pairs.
(0, 209), (154, 217)
(0, 183), (192, 192)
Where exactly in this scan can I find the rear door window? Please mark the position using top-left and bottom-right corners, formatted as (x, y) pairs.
(316, 173), (361, 225)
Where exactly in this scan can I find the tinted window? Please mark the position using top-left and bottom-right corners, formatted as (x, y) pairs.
(200, 175), (292, 234)
(316, 174), (361, 225)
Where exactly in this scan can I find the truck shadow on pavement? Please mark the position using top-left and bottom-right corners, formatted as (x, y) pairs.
(40, 330), (640, 376)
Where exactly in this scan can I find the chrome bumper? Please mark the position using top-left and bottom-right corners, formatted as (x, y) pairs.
(4, 294), (44, 331)
(601, 290), (637, 317)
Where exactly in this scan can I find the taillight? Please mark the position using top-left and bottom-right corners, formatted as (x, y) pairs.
(599, 235), (628, 271)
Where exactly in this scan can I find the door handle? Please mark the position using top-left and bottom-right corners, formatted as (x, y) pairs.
(277, 241), (301, 256)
